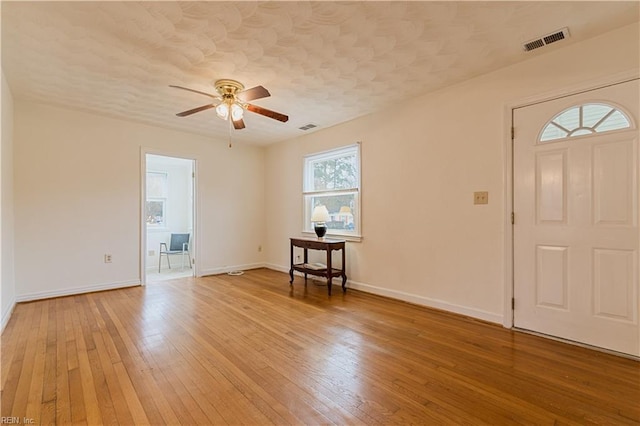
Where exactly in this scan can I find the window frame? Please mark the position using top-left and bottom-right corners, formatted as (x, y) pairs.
(146, 171), (169, 230)
(538, 102), (633, 143)
(302, 143), (362, 241)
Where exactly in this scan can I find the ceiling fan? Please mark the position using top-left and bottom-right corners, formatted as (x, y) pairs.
(170, 79), (289, 130)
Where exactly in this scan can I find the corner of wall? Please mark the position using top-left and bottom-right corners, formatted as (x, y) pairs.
(1, 297), (16, 332)
(1, 69), (17, 332)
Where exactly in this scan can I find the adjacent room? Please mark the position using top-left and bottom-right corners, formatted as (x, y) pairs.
(145, 153), (195, 283)
(1, 2), (639, 424)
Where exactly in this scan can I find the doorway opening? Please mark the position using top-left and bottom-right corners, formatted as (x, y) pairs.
(143, 153), (196, 283)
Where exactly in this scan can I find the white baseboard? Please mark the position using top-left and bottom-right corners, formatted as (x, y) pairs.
(1, 297), (16, 332)
(199, 262), (266, 277)
(15, 279), (141, 303)
(347, 279), (503, 324)
(265, 263), (294, 275)
(265, 264), (503, 325)
(265, 263), (313, 280)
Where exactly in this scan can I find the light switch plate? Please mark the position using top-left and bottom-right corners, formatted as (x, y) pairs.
(474, 191), (489, 205)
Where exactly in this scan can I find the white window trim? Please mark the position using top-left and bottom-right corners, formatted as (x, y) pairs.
(146, 171), (169, 231)
(302, 143), (362, 242)
(538, 101), (634, 143)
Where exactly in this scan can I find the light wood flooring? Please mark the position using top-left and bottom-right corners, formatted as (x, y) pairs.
(1, 268), (639, 425)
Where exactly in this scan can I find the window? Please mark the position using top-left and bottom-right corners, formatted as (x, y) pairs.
(146, 171), (167, 226)
(539, 102), (632, 143)
(303, 144), (361, 239)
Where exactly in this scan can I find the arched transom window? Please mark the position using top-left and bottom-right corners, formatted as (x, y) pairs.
(539, 102), (632, 143)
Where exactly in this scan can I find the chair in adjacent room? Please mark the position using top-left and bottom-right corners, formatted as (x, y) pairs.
(159, 233), (191, 272)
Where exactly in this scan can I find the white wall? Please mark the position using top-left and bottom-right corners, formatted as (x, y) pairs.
(1, 71), (16, 329)
(265, 23), (640, 323)
(13, 102), (266, 300)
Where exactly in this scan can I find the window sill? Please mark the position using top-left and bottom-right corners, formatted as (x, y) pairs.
(147, 226), (170, 233)
(301, 231), (362, 243)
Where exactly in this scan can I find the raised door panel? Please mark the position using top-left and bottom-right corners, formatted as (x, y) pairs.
(593, 140), (636, 226)
(593, 248), (637, 323)
(536, 245), (569, 309)
(536, 150), (567, 224)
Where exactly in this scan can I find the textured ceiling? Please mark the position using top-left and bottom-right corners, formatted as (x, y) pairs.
(2, 1), (639, 146)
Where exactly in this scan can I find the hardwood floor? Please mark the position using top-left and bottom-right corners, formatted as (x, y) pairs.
(2, 268), (638, 425)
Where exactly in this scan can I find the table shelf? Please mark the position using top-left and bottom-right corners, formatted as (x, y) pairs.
(292, 263), (343, 277)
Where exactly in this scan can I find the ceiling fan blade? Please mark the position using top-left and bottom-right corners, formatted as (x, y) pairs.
(232, 118), (246, 130)
(246, 104), (289, 122)
(238, 85), (270, 102)
(169, 85), (218, 100)
(176, 104), (216, 117)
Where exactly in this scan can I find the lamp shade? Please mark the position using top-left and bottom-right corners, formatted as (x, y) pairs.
(310, 205), (330, 222)
(231, 103), (244, 120)
(215, 103), (229, 120)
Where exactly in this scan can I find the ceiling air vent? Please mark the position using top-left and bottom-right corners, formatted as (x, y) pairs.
(523, 27), (570, 52)
(299, 124), (318, 131)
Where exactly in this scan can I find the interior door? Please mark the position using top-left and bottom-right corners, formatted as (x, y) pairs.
(513, 79), (639, 356)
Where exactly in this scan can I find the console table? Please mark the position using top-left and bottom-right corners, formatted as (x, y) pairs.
(289, 237), (347, 295)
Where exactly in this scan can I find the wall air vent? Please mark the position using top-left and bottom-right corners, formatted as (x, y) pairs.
(523, 27), (570, 52)
(299, 124), (318, 131)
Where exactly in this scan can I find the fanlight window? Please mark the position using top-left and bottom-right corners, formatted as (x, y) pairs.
(539, 103), (631, 142)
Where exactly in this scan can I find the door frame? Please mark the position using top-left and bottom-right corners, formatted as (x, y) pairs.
(140, 147), (199, 285)
(503, 69), (640, 329)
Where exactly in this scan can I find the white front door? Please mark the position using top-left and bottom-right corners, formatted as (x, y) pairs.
(513, 79), (639, 356)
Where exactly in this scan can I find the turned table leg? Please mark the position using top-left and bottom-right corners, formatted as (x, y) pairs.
(289, 241), (294, 284)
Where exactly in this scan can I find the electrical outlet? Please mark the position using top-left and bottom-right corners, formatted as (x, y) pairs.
(104, 254), (112, 263)
(148, 250), (155, 257)
(474, 191), (489, 205)
(296, 255), (301, 262)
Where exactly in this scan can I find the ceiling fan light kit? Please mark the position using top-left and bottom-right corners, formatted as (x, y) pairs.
(170, 79), (288, 133)
(214, 79), (245, 121)
(215, 102), (244, 121)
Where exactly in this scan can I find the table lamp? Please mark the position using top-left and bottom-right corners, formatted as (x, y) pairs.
(310, 205), (330, 239)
